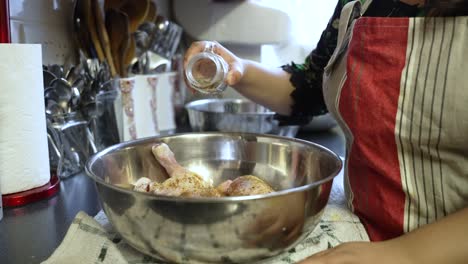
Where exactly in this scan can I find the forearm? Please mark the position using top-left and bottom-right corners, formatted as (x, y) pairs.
(233, 60), (295, 115)
(387, 206), (468, 264)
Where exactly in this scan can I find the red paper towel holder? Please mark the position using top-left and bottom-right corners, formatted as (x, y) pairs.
(0, 1), (61, 207)
(0, 0), (10, 43)
(2, 172), (60, 207)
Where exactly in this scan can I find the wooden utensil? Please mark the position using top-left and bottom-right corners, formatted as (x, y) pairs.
(82, 0), (105, 62)
(73, 0), (93, 58)
(119, 0), (150, 33)
(144, 1), (157, 23)
(122, 36), (135, 77)
(118, 13), (132, 78)
(105, 8), (130, 77)
(118, 0), (150, 76)
(92, 0), (117, 77)
(104, 0), (124, 10)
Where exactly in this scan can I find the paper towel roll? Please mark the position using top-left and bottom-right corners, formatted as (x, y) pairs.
(0, 44), (50, 194)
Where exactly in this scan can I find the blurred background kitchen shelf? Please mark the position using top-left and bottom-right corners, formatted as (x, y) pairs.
(7, 0), (337, 129)
(3, 0), (340, 181)
(7, 0), (171, 65)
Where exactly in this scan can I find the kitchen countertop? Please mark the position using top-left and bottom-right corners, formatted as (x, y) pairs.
(0, 127), (345, 264)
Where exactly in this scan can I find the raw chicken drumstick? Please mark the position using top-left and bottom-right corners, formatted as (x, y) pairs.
(133, 143), (274, 197)
(134, 143), (221, 197)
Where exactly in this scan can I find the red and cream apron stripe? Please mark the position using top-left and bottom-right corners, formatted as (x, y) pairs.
(395, 17), (468, 234)
(324, 1), (468, 241)
(338, 17), (410, 241)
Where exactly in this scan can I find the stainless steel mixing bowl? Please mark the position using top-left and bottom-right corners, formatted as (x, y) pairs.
(185, 99), (300, 137)
(85, 133), (342, 263)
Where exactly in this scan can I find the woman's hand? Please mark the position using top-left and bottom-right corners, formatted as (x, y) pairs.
(298, 241), (412, 264)
(183, 41), (245, 87)
(183, 40), (294, 115)
(301, 206), (468, 264)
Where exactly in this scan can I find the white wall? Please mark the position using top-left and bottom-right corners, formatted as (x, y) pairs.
(261, 1), (338, 66)
(154, 0), (170, 17)
(9, 0), (75, 65)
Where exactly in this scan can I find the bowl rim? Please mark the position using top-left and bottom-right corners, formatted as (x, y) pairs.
(85, 132), (343, 203)
(184, 98), (276, 116)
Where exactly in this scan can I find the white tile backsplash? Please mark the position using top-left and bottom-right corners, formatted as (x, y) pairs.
(9, 0), (76, 65)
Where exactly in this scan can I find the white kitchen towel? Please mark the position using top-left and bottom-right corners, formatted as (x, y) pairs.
(43, 203), (368, 264)
(0, 44), (50, 194)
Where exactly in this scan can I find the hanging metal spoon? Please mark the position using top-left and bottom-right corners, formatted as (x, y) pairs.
(43, 70), (57, 88)
(45, 98), (65, 118)
(48, 64), (64, 79)
(50, 78), (73, 112)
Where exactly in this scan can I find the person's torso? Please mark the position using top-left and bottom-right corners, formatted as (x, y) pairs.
(323, 0), (468, 241)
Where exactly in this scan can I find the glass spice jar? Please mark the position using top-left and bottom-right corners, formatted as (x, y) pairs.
(185, 42), (229, 94)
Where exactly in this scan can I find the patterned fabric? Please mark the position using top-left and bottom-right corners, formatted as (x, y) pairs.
(394, 17), (468, 233)
(331, 12), (468, 241)
(43, 168), (372, 263)
(282, 0), (422, 123)
(42, 206), (368, 264)
(43, 170), (370, 263)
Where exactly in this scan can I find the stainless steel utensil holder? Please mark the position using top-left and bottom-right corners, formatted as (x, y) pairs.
(47, 112), (97, 179)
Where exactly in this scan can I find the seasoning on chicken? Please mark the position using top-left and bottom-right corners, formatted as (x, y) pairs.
(221, 175), (274, 196)
(133, 143), (274, 197)
(150, 143), (222, 197)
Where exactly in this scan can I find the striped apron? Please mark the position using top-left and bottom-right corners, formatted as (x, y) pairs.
(323, 0), (468, 241)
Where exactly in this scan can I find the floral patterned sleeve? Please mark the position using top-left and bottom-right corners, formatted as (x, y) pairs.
(280, 0), (352, 125)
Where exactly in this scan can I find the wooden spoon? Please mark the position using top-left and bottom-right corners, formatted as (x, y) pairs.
(82, 0), (105, 62)
(122, 36), (135, 77)
(91, 0), (117, 77)
(119, 0), (150, 33)
(105, 8), (129, 77)
(72, 0), (92, 58)
(146, 1), (158, 23)
(104, 0), (124, 10)
(118, 11), (132, 77)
